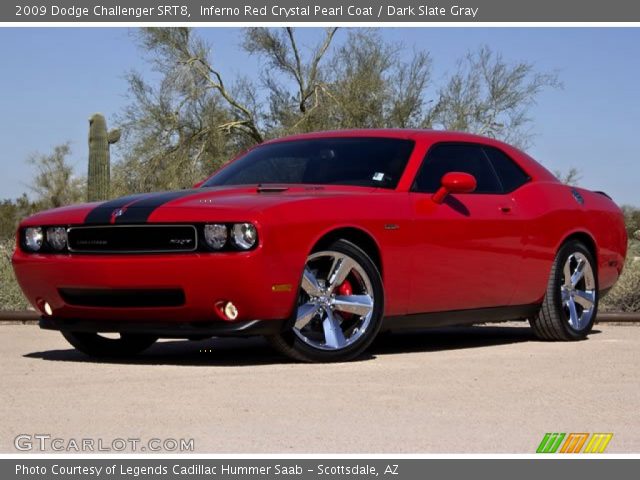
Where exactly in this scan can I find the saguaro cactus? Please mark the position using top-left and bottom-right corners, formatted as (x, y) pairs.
(87, 113), (120, 202)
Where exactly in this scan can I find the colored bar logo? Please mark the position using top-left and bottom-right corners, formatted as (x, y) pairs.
(537, 433), (613, 453)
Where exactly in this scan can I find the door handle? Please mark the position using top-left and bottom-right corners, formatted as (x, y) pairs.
(499, 206), (512, 214)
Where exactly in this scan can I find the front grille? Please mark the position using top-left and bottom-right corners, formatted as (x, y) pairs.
(67, 225), (197, 253)
(59, 288), (186, 308)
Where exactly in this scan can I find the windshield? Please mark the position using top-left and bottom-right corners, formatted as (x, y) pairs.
(203, 137), (415, 189)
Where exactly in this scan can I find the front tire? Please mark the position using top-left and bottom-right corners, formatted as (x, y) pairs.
(268, 239), (384, 362)
(530, 240), (598, 341)
(61, 331), (158, 358)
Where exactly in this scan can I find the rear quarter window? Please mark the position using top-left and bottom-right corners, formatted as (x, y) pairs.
(483, 146), (530, 193)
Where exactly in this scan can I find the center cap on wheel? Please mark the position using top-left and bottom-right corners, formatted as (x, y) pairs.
(317, 293), (332, 307)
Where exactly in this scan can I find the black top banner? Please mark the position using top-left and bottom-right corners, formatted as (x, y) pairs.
(4, 0), (640, 23)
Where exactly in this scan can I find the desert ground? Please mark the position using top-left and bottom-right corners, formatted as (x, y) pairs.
(1, 322), (638, 453)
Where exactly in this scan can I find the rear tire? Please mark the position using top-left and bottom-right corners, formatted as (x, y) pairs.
(62, 331), (158, 358)
(530, 240), (598, 341)
(268, 239), (384, 362)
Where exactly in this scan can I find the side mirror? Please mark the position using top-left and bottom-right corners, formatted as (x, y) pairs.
(432, 172), (477, 204)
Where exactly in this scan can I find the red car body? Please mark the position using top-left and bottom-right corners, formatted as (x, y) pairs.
(12, 130), (627, 357)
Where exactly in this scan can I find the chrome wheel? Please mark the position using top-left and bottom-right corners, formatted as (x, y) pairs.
(560, 252), (596, 331)
(268, 239), (384, 362)
(530, 240), (598, 341)
(293, 250), (375, 351)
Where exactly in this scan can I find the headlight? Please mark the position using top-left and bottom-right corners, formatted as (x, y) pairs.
(46, 227), (68, 251)
(231, 223), (257, 250)
(203, 224), (228, 250)
(24, 227), (44, 252)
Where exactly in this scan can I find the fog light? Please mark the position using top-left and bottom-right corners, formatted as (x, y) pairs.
(43, 302), (53, 316)
(223, 301), (238, 320)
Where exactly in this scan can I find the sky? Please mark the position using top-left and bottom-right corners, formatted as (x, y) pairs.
(0, 27), (639, 205)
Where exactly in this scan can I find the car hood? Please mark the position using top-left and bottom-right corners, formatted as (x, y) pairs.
(21, 185), (378, 226)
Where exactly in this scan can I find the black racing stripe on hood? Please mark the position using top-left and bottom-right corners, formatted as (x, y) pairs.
(112, 190), (199, 224)
(83, 193), (149, 224)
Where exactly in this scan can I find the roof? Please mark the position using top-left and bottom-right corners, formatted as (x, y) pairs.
(264, 128), (512, 147)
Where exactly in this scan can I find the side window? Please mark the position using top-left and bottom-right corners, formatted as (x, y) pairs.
(413, 144), (502, 194)
(483, 147), (530, 193)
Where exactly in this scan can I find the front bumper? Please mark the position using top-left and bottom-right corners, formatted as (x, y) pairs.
(12, 248), (300, 325)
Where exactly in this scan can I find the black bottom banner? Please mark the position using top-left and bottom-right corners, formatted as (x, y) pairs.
(3, 459), (637, 480)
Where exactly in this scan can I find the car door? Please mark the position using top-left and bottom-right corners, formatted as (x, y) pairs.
(408, 142), (527, 313)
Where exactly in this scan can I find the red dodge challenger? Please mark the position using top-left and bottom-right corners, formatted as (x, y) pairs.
(12, 130), (627, 362)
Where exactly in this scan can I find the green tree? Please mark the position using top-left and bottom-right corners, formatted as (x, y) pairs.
(0, 199), (20, 239)
(243, 27), (338, 134)
(325, 30), (431, 130)
(0, 195), (39, 239)
(115, 28), (248, 193)
(554, 167), (583, 186)
(28, 143), (85, 209)
(114, 27), (560, 194)
(424, 46), (561, 148)
(621, 205), (640, 238)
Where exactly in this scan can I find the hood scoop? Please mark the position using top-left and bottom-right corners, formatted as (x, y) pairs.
(256, 185), (289, 193)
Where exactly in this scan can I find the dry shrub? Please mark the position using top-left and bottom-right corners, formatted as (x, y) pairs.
(601, 244), (640, 313)
(0, 237), (31, 311)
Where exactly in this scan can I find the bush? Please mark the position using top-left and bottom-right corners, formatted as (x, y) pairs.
(601, 242), (640, 313)
(0, 236), (31, 311)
